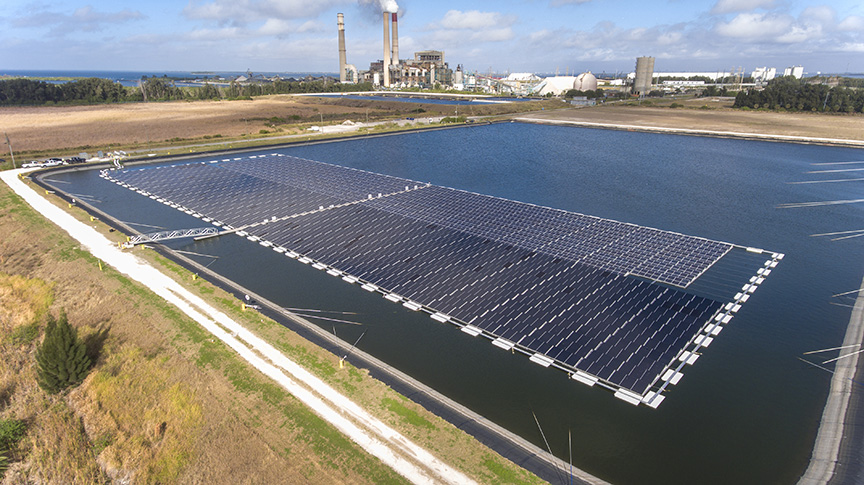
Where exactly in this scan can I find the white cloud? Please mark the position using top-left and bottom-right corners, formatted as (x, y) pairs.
(12, 5), (145, 35)
(657, 31), (683, 45)
(838, 42), (864, 52)
(434, 10), (517, 31)
(710, 0), (776, 15)
(549, 0), (592, 6)
(257, 18), (322, 36)
(186, 26), (244, 41)
(183, 0), (339, 26)
(418, 9), (517, 47)
(775, 24), (822, 43)
(800, 6), (834, 26)
(838, 15), (864, 32)
(714, 12), (793, 39)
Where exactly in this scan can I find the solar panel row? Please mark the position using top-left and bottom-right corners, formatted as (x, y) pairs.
(364, 186), (732, 287)
(231, 201), (721, 394)
(100, 154), (779, 405)
(110, 155), (731, 287)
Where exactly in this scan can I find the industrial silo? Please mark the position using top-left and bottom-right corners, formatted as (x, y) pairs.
(633, 56), (655, 95)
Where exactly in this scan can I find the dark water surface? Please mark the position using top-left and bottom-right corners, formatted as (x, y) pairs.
(46, 123), (864, 484)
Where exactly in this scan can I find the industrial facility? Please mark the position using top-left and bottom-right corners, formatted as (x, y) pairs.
(337, 11), (454, 88)
(336, 11), (806, 97)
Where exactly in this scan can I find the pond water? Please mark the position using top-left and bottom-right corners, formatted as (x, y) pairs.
(44, 122), (864, 484)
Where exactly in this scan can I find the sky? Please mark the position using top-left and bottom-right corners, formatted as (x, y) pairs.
(1, 0), (862, 75)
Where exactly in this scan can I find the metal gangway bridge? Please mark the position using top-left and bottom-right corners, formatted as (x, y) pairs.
(124, 227), (219, 247)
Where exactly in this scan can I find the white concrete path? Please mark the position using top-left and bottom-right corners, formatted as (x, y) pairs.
(1, 168), (475, 485)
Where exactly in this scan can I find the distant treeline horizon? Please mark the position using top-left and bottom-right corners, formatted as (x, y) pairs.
(0, 77), (374, 106)
(733, 76), (864, 113)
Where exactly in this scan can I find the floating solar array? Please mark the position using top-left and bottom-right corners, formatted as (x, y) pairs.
(101, 154), (783, 407)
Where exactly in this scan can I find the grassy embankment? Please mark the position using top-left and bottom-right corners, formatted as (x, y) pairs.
(0, 177), (543, 483)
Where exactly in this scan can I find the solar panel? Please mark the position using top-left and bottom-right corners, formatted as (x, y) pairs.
(101, 154), (782, 407)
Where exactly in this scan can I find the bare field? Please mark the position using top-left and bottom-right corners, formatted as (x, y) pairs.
(2, 95), (556, 154)
(519, 103), (864, 142)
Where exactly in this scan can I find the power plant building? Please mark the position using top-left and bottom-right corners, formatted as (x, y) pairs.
(337, 11), (454, 88)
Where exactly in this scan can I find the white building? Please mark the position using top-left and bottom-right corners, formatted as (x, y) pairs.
(751, 67), (777, 82)
(783, 66), (804, 79)
(535, 72), (597, 96)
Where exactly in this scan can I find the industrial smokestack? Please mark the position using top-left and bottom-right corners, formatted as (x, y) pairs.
(391, 12), (399, 66)
(382, 12), (390, 87)
(337, 13), (347, 83)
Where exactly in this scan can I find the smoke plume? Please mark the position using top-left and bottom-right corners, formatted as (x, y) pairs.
(358, 0), (399, 14)
(380, 0), (399, 13)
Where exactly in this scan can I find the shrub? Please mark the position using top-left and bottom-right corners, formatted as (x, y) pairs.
(669, 102), (683, 109)
(35, 310), (92, 394)
(0, 419), (26, 449)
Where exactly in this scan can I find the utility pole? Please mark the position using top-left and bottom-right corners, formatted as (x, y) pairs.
(4, 132), (16, 169)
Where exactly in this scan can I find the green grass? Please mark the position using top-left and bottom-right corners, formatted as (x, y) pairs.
(90, 433), (113, 457)
(483, 457), (532, 484)
(6, 321), (40, 345)
(0, 419), (27, 449)
(54, 239), (93, 262)
(0, 185), (52, 228)
(382, 397), (435, 431)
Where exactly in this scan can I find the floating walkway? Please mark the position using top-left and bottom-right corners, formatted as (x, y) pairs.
(100, 154), (782, 407)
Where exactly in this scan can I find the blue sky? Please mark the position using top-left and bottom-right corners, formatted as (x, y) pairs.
(1, 0), (862, 75)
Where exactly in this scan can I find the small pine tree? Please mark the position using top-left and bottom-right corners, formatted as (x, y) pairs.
(35, 310), (92, 394)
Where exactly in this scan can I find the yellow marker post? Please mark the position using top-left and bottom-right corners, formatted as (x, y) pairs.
(339, 359), (344, 369)
(90, 216), (95, 221)
(98, 260), (103, 271)
(192, 274), (198, 281)
(241, 303), (246, 311)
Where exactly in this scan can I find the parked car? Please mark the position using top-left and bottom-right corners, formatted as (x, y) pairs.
(44, 157), (65, 166)
(22, 160), (42, 168)
(65, 156), (86, 164)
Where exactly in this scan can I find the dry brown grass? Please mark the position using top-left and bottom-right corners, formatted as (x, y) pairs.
(2, 95), (558, 156)
(520, 103), (864, 142)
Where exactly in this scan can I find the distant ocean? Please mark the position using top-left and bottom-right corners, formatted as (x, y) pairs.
(0, 69), (339, 87)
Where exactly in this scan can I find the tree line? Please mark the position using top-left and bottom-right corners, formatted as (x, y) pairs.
(733, 76), (864, 113)
(0, 77), (374, 106)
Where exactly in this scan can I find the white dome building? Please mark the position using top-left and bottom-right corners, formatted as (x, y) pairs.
(573, 71), (597, 91)
(535, 72), (598, 96)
